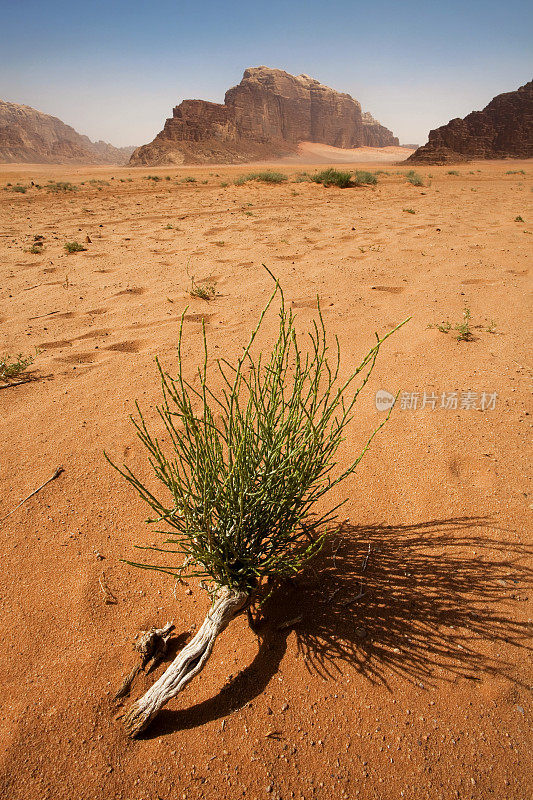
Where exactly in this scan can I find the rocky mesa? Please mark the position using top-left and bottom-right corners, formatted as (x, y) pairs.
(0, 100), (135, 164)
(130, 67), (399, 165)
(408, 80), (533, 164)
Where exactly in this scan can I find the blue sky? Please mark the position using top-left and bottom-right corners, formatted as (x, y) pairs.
(1, 0), (531, 147)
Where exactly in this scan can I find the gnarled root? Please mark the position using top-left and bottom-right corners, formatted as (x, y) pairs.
(123, 587), (249, 737)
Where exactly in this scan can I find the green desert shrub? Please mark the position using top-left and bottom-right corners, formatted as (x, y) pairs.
(110, 275), (406, 592)
(189, 277), (216, 300)
(64, 241), (87, 253)
(293, 171), (311, 183)
(455, 307), (473, 341)
(108, 270), (407, 737)
(354, 170), (378, 186)
(234, 171), (288, 185)
(310, 168), (353, 188)
(47, 181), (77, 192)
(405, 170), (424, 186)
(0, 353), (34, 382)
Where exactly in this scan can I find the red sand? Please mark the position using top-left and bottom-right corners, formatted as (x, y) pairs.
(0, 160), (531, 800)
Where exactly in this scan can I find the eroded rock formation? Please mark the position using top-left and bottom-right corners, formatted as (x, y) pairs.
(130, 67), (399, 165)
(408, 81), (533, 164)
(0, 101), (135, 164)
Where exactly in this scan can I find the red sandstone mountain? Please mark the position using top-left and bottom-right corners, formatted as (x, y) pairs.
(408, 81), (533, 164)
(0, 100), (135, 164)
(129, 67), (399, 165)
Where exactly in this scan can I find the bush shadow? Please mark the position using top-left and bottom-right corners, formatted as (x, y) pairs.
(145, 515), (532, 737)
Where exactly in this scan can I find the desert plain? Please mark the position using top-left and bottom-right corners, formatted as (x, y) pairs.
(0, 158), (531, 800)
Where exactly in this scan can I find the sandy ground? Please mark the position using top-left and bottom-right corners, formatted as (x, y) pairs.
(0, 160), (531, 800)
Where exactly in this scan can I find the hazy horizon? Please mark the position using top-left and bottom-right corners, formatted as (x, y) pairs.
(1, 0), (531, 149)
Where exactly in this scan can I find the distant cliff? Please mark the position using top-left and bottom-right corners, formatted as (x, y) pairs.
(408, 81), (533, 164)
(0, 101), (135, 164)
(130, 67), (399, 165)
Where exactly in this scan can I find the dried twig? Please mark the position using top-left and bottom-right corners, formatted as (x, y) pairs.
(0, 467), (64, 522)
(28, 310), (61, 320)
(277, 615), (303, 631)
(361, 544), (371, 572)
(114, 622), (175, 701)
(0, 379), (32, 390)
(325, 586), (342, 603)
(98, 572), (118, 605)
(340, 586), (367, 606)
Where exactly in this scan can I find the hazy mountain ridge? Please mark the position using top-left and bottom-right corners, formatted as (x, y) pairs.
(0, 100), (135, 164)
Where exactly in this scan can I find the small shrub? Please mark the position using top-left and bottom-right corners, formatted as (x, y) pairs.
(235, 171), (288, 185)
(354, 170), (377, 186)
(506, 170), (525, 175)
(146, 175), (161, 181)
(47, 181), (77, 192)
(310, 169), (353, 188)
(189, 278), (216, 301)
(455, 307), (473, 341)
(64, 241), (87, 254)
(405, 170), (424, 187)
(447, 170), (460, 176)
(182, 176), (197, 183)
(486, 320), (497, 333)
(220, 182), (229, 187)
(0, 353), (34, 382)
(27, 244), (44, 254)
(432, 308), (475, 340)
(11, 184), (28, 193)
(108, 273), (407, 737)
(515, 215), (524, 222)
(293, 172), (311, 183)
(403, 208), (416, 214)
